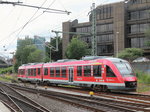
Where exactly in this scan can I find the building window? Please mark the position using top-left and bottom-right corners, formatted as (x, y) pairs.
(62, 67), (67, 78)
(76, 26), (91, 33)
(96, 6), (113, 20)
(44, 68), (48, 75)
(130, 11), (139, 20)
(56, 67), (60, 77)
(97, 34), (113, 43)
(106, 65), (116, 77)
(97, 23), (113, 33)
(129, 10), (150, 20)
(131, 37), (148, 48)
(50, 68), (55, 77)
(84, 66), (91, 77)
(93, 65), (101, 77)
(97, 45), (114, 55)
(77, 66), (82, 76)
(130, 24), (149, 34)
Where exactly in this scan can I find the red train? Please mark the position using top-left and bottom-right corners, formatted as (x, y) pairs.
(18, 56), (137, 92)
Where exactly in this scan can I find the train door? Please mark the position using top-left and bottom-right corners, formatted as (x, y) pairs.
(105, 65), (117, 82)
(68, 67), (74, 82)
(25, 69), (28, 79)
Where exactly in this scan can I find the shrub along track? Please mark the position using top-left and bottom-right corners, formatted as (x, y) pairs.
(2, 82), (150, 112)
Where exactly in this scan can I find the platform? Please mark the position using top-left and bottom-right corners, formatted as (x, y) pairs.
(0, 102), (11, 112)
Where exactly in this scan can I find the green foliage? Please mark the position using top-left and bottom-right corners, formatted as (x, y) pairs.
(28, 49), (44, 62)
(136, 71), (150, 84)
(45, 37), (62, 62)
(136, 71), (150, 92)
(118, 48), (143, 62)
(14, 37), (45, 72)
(65, 37), (90, 59)
(0, 66), (13, 74)
(0, 74), (18, 82)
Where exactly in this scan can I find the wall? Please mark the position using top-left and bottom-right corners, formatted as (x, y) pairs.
(131, 62), (150, 74)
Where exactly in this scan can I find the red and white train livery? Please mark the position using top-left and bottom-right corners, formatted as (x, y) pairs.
(18, 56), (137, 91)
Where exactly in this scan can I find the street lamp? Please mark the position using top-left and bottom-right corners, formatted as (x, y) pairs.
(116, 32), (119, 57)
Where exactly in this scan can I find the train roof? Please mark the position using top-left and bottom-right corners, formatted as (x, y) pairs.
(19, 56), (128, 68)
(104, 57), (128, 63)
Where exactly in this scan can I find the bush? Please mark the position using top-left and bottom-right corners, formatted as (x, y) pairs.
(118, 48), (143, 62)
(0, 66), (13, 74)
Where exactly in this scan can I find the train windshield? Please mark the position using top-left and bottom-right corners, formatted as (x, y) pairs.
(114, 62), (135, 77)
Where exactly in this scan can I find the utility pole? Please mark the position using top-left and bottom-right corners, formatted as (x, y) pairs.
(51, 30), (90, 52)
(0, 1), (71, 15)
(51, 30), (90, 60)
(51, 30), (90, 36)
(91, 3), (97, 56)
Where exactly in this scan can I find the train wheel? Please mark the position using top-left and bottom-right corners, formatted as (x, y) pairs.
(93, 85), (103, 92)
(102, 85), (110, 92)
(103, 85), (108, 92)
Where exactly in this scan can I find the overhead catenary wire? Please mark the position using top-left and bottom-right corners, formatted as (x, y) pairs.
(2, 0), (113, 52)
(16, 0), (48, 37)
(3, 0), (48, 51)
(3, 0), (58, 50)
(0, 0), (60, 42)
(0, 0), (60, 45)
(51, 0), (111, 32)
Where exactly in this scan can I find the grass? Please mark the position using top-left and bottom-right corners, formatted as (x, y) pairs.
(0, 74), (18, 83)
(137, 83), (150, 93)
(136, 71), (150, 93)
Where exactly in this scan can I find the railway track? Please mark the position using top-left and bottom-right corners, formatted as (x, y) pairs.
(4, 82), (150, 112)
(0, 82), (51, 112)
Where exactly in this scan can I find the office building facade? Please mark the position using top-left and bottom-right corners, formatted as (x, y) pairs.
(62, 0), (150, 58)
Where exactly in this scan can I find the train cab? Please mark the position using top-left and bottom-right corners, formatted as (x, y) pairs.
(104, 58), (137, 91)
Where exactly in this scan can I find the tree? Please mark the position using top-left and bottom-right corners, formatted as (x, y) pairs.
(65, 37), (90, 59)
(45, 37), (62, 62)
(14, 37), (44, 72)
(118, 48), (143, 62)
(28, 49), (44, 62)
(144, 29), (150, 46)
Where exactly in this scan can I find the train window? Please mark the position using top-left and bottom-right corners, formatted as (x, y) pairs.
(19, 69), (25, 75)
(28, 69), (31, 76)
(56, 67), (60, 77)
(44, 68), (48, 75)
(50, 68), (55, 77)
(31, 69), (34, 76)
(33, 69), (36, 76)
(62, 67), (67, 78)
(93, 65), (101, 77)
(22, 69), (25, 75)
(38, 68), (40, 75)
(77, 66), (82, 76)
(84, 65), (91, 77)
(106, 66), (116, 77)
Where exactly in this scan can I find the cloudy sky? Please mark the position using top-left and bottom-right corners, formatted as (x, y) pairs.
(0, 0), (123, 58)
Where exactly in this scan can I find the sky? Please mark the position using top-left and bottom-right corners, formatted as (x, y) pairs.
(0, 0), (123, 59)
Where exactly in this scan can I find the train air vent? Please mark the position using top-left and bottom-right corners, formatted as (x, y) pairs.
(82, 56), (109, 60)
(57, 59), (77, 63)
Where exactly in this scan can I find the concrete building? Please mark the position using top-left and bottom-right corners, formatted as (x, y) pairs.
(62, 0), (150, 58)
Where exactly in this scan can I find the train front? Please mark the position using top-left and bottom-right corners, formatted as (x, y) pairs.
(114, 59), (137, 91)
